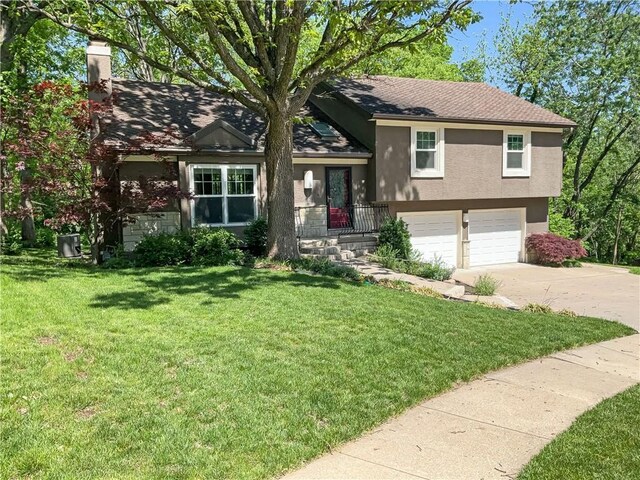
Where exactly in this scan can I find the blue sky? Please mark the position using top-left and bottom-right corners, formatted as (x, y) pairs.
(448, 0), (535, 84)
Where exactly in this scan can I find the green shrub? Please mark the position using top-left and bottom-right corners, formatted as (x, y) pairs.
(133, 229), (247, 267)
(474, 274), (501, 296)
(371, 246), (454, 281)
(378, 217), (412, 260)
(190, 228), (245, 266)
(414, 257), (455, 281)
(0, 225), (23, 256)
(290, 257), (362, 281)
(244, 217), (268, 257)
(133, 232), (192, 266)
(371, 244), (402, 270)
(35, 227), (57, 248)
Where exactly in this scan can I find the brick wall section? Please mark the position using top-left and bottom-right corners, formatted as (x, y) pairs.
(122, 212), (181, 251)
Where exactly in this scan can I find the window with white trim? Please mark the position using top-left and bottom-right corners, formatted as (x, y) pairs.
(503, 131), (531, 177)
(190, 164), (257, 226)
(411, 127), (444, 177)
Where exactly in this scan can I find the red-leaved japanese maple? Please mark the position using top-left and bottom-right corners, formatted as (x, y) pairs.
(1, 80), (186, 261)
(525, 232), (587, 265)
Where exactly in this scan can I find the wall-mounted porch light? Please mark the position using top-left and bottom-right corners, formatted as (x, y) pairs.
(304, 170), (313, 189)
(462, 212), (469, 223)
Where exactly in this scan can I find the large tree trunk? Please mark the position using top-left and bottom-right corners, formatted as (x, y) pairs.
(264, 111), (299, 260)
(0, 153), (8, 237)
(612, 207), (623, 265)
(1, 7), (16, 238)
(90, 154), (120, 264)
(2, 4), (40, 244)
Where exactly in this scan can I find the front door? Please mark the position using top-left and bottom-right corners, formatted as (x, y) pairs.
(326, 167), (352, 229)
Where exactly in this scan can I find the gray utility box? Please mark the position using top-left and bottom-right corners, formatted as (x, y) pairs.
(57, 234), (82, 258)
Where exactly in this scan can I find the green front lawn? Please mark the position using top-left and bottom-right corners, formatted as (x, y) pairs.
(1, 254), (634, 479)
(519, 384), (640, 479)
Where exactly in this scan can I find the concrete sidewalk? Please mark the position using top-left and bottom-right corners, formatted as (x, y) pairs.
(282, 335), (640, 480)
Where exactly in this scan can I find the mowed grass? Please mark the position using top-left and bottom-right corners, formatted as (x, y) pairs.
(1, 254), (634, 479)
(519, 384), (640, 479)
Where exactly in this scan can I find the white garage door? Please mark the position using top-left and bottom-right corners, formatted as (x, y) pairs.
(399, 212), (459, 267)
(469, 209), (523, 267)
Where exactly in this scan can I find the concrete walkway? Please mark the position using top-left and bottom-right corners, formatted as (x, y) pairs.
(283, 334), (640, 480)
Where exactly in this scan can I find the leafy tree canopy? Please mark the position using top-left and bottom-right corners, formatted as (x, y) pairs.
(24, 0), (476, 259)
(495, 0), (640, 264)
(350, 38), (468, 81)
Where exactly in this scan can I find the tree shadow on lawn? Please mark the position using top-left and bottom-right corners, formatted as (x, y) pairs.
(89, 267), (349, 310)
(1, 253), (102, 282)
(3, 253), (356, 310)
(88, 290), (173, 310)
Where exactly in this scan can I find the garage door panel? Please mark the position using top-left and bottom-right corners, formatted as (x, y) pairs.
(469, 209), (523, 267)
(399, 212), (459, 267)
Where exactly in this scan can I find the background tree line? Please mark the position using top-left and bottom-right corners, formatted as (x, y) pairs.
(494, 0), (639, 265)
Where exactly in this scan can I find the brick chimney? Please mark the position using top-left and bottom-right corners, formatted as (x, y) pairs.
(86, 39), (112, 103)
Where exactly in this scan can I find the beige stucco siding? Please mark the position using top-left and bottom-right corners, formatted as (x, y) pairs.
(386, 197), (549, 236)
(294, 164), (367, 207)
(309, 86), (376, 202)
(374, 126), (563, 202)
(531, 132), (563, 197)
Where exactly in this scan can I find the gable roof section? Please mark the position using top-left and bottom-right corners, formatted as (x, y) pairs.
(328, 76), (576, 128)
(187, 119), (255, 148)
(107, 79), (370, 156)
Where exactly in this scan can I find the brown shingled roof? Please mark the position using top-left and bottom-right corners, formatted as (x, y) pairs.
(330, 76), (576, 128)
(107, 79), (370, 155)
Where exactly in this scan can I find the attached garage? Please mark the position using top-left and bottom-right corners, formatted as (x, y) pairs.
(468, 208), (524, 267)
(398, 211), (460, 267)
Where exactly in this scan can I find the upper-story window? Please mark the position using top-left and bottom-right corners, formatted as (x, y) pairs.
(411, 127), (444, 177)
(503, 131), (531, 177)
(190, 164), (257, 226)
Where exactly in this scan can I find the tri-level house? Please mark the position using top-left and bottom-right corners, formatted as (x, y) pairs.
(89, 41), (576, 268)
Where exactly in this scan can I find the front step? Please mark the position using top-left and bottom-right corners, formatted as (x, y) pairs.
(299, 238), (339, 248)
(299, 235), (376, 261)
(301, 250), (355, 261)
(300, 245), (341, 255)
(338, 235), (378, 244)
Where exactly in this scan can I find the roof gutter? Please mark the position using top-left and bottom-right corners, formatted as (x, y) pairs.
(114, 146), (372, 158)
(371, 113), (577, 129)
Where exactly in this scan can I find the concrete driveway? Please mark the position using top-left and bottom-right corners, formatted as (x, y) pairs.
(453, 263), (640, 330)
